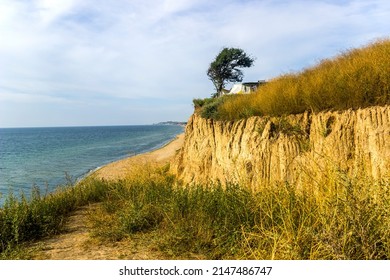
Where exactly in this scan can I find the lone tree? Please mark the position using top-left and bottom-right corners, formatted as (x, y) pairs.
(207, 47), (255, 98)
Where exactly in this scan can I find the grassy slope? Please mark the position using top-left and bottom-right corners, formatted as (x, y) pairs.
(199, 38), (390, 120)
(2, 163), (389, 260)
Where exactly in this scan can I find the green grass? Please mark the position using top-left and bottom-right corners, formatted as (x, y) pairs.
(197, 38), (390, 120)
(1, 164), (389, 260)
(193, 95), (234, 119)
(0, 178), (110, 258)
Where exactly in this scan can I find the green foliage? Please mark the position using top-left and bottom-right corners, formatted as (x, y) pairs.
(207, 47), (255, 98)
(192, 97), (214, 109)
(0, 178), (110, 258)
(200, 98), (224, 119)
(216, 39), (390, 120)
(193, 96), (235, 119)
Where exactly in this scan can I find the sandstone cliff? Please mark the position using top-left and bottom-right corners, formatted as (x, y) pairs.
(171, 105), (390, 188)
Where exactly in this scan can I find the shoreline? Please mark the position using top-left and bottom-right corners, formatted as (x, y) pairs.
(89, 133), (184, 181)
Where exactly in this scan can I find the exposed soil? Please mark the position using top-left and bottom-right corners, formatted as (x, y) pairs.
(30, 204), (167, 260)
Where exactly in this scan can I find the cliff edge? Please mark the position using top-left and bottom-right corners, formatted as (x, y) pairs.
(171, 105), (390, 188)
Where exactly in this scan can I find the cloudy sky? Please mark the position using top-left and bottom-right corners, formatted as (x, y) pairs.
(0, 0), (389, 127)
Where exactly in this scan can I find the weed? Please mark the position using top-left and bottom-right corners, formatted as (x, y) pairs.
(266, 116), (307, 140)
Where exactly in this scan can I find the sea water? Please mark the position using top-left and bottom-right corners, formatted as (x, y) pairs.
(0, 125), (184, 205)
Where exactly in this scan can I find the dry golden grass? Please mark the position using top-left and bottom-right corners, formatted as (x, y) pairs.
(3, 160), (389, 260)
(217, 38), (390, 120)
(86, 163), (390, 260)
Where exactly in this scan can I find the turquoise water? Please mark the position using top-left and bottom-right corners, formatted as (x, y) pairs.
(0, 125), (183, 205)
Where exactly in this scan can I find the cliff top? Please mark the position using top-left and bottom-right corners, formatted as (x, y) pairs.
(195, 38), (390, 121)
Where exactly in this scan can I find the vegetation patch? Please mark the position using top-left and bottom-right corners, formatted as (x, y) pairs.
(1, 163), (389, 260)
(0, 179), (110, 258)
(202, 39), (390, 121)
(193, 95), (234, 119)
(269, 117), (306, 138)
(89, 165), (390, 259)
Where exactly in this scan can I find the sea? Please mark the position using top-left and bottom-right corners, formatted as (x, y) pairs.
(0, 125), (184, 206)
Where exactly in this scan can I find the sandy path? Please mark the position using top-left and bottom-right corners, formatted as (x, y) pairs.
(29, 133), (184, 260)
(32, 204), (167, 260)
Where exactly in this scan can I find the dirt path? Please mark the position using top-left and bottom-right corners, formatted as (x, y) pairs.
(29, 134), (184, 260)
(31, 204), (166, 260)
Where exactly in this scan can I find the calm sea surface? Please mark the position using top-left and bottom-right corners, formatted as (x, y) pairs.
(0, 125), (183, 205)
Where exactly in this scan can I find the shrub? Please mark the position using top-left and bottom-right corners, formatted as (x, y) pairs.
(198, 96), (224, 119)
(193, 98), (208, 108)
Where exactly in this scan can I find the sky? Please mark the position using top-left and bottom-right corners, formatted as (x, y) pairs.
(0, 0), (389, 127)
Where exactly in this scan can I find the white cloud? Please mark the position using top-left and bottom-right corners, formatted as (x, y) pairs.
(35, 0), (78, 25)
(0, 0), (389, 127)
(162, 0), (197, 15)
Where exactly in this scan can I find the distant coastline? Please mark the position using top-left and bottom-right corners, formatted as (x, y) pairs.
(154, 121), (187, 127)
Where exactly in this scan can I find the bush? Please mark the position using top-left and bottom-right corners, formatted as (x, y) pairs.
(193, 98), (210, 108)
(194, 95), (234, 119)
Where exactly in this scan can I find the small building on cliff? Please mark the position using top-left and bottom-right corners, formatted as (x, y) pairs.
(228, 80), (266, 94)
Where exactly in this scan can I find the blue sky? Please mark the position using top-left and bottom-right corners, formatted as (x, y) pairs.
(0, 0), (389, 127)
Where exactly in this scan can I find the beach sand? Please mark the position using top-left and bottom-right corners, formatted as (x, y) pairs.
(92, 133), (184, 181)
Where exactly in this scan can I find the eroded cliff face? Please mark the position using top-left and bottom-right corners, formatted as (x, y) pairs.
(171, 106), (390, 188)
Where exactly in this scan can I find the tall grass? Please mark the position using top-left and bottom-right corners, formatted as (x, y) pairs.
(2, 163), (389, 259)
(0, 178), (110, 258)
(210, 38), (390, 120)
(88, 164), (390, 260)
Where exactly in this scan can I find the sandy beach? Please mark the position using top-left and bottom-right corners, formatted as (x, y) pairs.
(92, 133), (184, 181)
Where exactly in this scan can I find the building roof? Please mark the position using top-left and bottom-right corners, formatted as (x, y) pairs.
(227, 80), (266, 94)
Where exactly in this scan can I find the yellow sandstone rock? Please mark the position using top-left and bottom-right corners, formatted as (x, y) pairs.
(171, 106), (390, 189)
